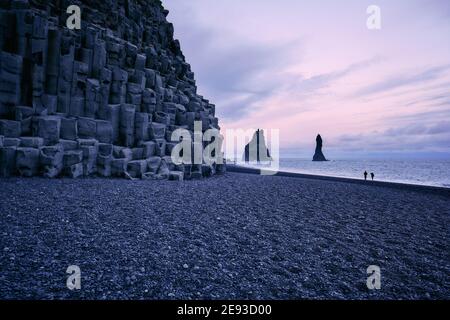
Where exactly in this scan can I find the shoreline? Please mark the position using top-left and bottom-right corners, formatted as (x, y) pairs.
(227, 164), (450, 196)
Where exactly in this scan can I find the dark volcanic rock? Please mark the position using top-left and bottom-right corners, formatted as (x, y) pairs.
(243, 129), (272, 163)
(0, 0), (221, 179)
(0, 174), (449, 299)
(313, 134), (327, 162)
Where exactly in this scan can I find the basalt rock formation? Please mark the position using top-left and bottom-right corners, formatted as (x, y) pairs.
(0, 0), (224, 180)
(243, 129), (272, 163)
(312, 134), (327, 162)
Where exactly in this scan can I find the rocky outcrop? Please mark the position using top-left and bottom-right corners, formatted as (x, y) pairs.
(243, 129), (272, 163)
(312, 134), (327, 161)
(0, 0), (224, 180)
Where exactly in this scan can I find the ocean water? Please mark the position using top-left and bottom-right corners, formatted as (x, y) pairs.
(240, 158), (450, 188)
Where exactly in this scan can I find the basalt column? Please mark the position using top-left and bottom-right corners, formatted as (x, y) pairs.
(0, 0), (224, 180)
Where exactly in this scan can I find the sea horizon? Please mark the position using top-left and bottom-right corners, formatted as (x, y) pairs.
(233, 158), (450, 188)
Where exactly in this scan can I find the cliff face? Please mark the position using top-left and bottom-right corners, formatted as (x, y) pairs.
(0, 0), (223, 180)
(312, 134), (327, 162)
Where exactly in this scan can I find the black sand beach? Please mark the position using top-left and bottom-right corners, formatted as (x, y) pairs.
(0, 172), (449, 299)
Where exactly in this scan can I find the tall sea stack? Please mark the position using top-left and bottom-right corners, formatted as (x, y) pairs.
(243, 129), (272, 163)
(0, 0), (222, 180)
(313, 134), (327, 161)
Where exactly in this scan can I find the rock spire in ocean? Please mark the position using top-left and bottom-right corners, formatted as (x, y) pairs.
(312, 134), (327, 162)
(243, 129), (272, 163)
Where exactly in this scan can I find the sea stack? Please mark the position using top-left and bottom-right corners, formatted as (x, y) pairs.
(313, 134), (327, 161)
(243, 129), (272, 163)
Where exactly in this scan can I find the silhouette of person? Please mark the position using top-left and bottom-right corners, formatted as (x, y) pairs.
(364, 171), (368, 181)
(371, 172), (375, 181)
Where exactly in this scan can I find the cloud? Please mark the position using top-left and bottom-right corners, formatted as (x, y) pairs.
(420, 0), (450, 18)
(334, 121), (450, 153)
(199, 44), (289, 92)
(405, 92), (450, 107)
(205, 55), (386, 128)
(383, 108), (450, 124)
(355, 65), (450, 97)
(427, 121), (450, 134)
(292, 56), (383, 92)
(164, 6), (304, 120)
(190, 37), (303, 120)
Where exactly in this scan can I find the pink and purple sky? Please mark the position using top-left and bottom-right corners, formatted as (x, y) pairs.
(164, 0), (450, 159)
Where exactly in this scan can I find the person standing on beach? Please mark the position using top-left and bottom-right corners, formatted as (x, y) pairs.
(371, 172), (375, 181)
(364, 171), (368, 180)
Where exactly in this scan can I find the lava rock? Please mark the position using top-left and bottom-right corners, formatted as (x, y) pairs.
(243, 129), (272, 163)
(313, 134), (328, 162)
